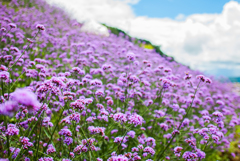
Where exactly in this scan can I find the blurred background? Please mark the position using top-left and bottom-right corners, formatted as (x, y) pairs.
(46, 0), (240, 81)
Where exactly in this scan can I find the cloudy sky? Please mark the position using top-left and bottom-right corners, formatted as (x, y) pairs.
(46, 0), (240, 77)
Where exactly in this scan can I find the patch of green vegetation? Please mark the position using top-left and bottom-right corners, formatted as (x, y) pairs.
(102, 24), (175, 62)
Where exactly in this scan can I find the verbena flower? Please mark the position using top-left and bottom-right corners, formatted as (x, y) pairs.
(107, 154), (129, 161)
(59, 128), (72, 137)
(8, 23), (17, 28)
(112, 113), (127, 123)
(143, 146), (155, 156)
(182, 151), (197, 160)
(10, 88), (40, 113)
(0, 71), (10, 82)
(46, 144), (56, 154)
(6, 124), (19, 136)
(36, 24), (45, 31)
(88, 126), (106, 136)
(38, 157), (54, 161)
(0, 101), (18, 116)
(128, 113), (144, 127)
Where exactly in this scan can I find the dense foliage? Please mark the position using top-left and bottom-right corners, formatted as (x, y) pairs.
(0, 0), (240, 160)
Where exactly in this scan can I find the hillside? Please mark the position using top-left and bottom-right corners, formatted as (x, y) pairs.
(103, 25), (174, 60)
(0, 0), (240, 160)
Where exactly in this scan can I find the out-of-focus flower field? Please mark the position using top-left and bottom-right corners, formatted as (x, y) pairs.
(0, 0), (240, 160)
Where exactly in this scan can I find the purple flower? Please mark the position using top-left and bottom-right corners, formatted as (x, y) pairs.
(47, 144), (56, 154)
(8, 23), (17, 28)
(128, 113), (144, 127)
(126, 51), (135, 61)
(111, 129), (118, 135)
(212, 111), (223, 117)
(143, 153), (148, 157)
(6, 124), (19, 136)
(159, 123), (168, 131)
(132, 147), (139, 152)
(163, 133), (172, 139)
(59, 128), (72, 137)
(112, 113), (127, 123)
(182, 151), (197, 160)
(10, 47), (19, 52)
(70, 99), (85, 110)
(196, 149), (206, 159)
(64, 137), (73, 145)
(0, 65), (8, 71)
(0, 71), (10, 81)
(62, 159), (71, 161)
(70, 152), (74, 158)
(10, 147), (20, 159)
(107, 154), (128, 161)
(212, 134), (220, 143)
(127, 131), (135, 138)
(185, 138), (196, 147)
(143, 146), (155, 156)
(27, 38), (34, 43)
(205, 77), (212, 84)
(231, 152), (236, 158)
(172, 130), (180, 135)
(114, 136), (128, 144)
(10, 88), (40, 112)
(20, 137), (33, 149)
(73, 145), (85, 154)
(88, 126), (106, 136)
(196, 75), (205, 82)
(36, 24), (45, 31)
(1, 27), (7, 32)
(0, 101), (18, 116)
(174, 146), (183, 157)
(38, 157), (54, 161)
(146, 137), (156, 148)
(184, 73), (192, 80)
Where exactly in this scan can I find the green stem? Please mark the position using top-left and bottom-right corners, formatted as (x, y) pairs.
(89, 151), (92, 161)
(43, 103), (67, 153)
(156, 80), (201, 160)
(12, 91), (51, 160)
(203, 140), (211, 151)
(1, 81), (4, 97)
(4, 116), (10, 159)
(35, 112), (44, 160)
(10, 72), (26, 90)
(8, 30), (40, 71)
(102, 123), (133, 158)
(80, 128), (96, 160)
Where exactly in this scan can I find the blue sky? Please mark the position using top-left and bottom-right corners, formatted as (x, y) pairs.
(132, 0), (240, 19)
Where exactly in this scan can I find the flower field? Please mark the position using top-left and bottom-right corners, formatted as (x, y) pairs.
(0, 0), (240, 160)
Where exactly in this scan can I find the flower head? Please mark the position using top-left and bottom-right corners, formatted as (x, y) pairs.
(9, 23), (17, 28)
(36, 24), (45, 31)
(10, 88), (40, 112)
(128, 114), (144, 127)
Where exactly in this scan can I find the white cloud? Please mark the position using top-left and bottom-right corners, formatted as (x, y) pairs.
(45, 0), (240, 77)
(120, 0), (140, 4)
(46, 0), (135, 23)
(175, 13), (186, 21)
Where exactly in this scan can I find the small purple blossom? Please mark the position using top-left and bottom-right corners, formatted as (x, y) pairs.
(36, 24), (45, 31)
(10, 88), (40, 112)
(128, 113), (144, 127)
